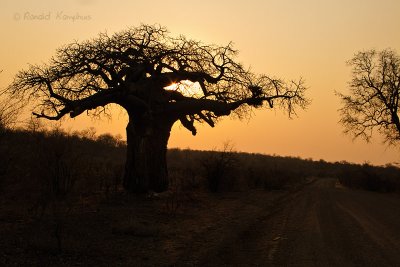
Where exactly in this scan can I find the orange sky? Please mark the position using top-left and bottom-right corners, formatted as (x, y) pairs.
(1, 0), (400, 165)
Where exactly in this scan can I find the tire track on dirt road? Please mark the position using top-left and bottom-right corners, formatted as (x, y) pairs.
(176, 179), (317, 266)
(273, 178), (400, 267)
(177, 178), (400, 266)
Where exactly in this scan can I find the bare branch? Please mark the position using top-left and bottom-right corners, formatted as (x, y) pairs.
(6, 24), (308, 136)
(338, 48), (400, 144)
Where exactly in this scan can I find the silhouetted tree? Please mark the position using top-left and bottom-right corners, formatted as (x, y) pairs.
(0, 70), (21, 179)
(202, 141), (238, 192)
(6, 24), (308, 193)
(338, 49), (400, 144)
(0, 71), (20, 134)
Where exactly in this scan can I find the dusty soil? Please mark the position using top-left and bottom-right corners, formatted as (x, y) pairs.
(0, 187), (285, 266)
(1, 178), (400, 266)
(189, 178), (400, 267)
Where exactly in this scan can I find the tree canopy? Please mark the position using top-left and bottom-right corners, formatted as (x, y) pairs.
(8, 24), (308, 135)
(338, 48), (400, 144)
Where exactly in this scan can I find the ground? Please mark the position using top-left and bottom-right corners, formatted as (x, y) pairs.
(1, 178), (400, 266)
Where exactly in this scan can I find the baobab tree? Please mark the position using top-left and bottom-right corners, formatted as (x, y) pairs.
(7, 24), (308, 193)
(338, 49), (400, 144)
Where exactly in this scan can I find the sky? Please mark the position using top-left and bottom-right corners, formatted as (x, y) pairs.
(1, 0), (400, 165)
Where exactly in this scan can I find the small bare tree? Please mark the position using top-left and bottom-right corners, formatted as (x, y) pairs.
(0, 71), (21, 178)
(338, 48), (400, 144)
(0, 99), (19, 132)
(202, 141), (238, 192)
(0, 71), (20, 134)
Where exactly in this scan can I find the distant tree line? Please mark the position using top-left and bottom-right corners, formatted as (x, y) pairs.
(1, 126), (399, 211)
(337, 163), (400, 192)
(0, 125), (125, 206)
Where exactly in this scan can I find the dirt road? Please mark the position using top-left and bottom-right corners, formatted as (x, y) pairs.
(3, 178), (400, 266)
(179, 178), (400, 266)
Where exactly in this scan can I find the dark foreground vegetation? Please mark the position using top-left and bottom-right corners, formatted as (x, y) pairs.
(2, 126), (399, 197)
(1, 126), (400, 265)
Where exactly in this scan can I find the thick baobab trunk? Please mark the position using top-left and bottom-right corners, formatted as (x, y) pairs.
(123, 115), (174, 193)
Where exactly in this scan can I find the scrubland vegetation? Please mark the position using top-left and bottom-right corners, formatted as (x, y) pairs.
(1, 125), (400, 209)
(1, 124), (400, 265)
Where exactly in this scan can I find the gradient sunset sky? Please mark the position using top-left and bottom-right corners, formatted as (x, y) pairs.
(1, 0), (400, 165)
